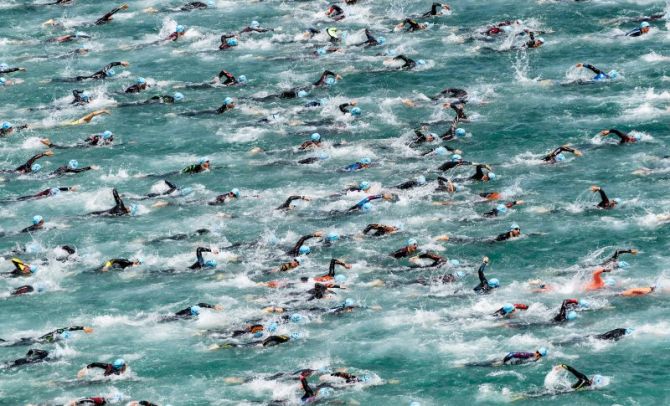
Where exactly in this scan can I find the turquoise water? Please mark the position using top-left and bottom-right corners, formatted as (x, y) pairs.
(1, 0), (670, 404)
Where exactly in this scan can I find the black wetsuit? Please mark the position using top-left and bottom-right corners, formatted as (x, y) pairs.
(553, 299), (579, 323)
(4, 349), (50, 368)
(89, 189), (130, 216)
(594, 328), (629, 341)
(607, 129), (636, 144)
(356, 29), (381, 47)
(543, 146), (578, 162)
(394, 55), (416, 70)
(71, 90), (90, 105)
(13, 152), (50, 174)
(125, 83), (148, 93)
(145, 180), (178, 198)
(438, 160), (471, 171)
(95, 5), (126, 25)
(86, 362), (124, 376)
(422, 2), (447, 17)
(8, 326), (88, 346)
(103, 259), (135, 270)
(391, 246), (416, 258)
(363, 224), (397, 236)
(562, 364), (592, 389)
(20, 223), (43, 233)
(601, 249), (635, 267)
(402, 18), (424, 32)
(473, 262), (491, 293)
(181, 2), (208, 11)
(595, 189), (616, 209)
(50, 165), (92, 176)
(277, 196), (306, 210)
(313, 70), (338, 87)
(189, 247), (212, 269)
(288, 234), (318, 256)
(74, 62), (125, 81)
(172, 303), (216, 319)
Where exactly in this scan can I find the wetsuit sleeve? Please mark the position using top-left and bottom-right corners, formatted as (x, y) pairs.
(278, 195), (302, 209)
(197, 303), (215, 309)
(87, 362), (110, 370)
(597, 189), (610, 206)
(18, 152), (48, 171)
(96, 7), (124, 25)
(195, 247), (212, 265)
(329, 259), (346, 275)
(301, 377), (315, 398)
(608, 129), (628, 140)
(112, 188), (127, 212)
(314, 70), (336, 86)
(339, 103), (351, 113)
(363, 224), (378, 234)
(562, 364), (590, 385)
(477, 263), (488, 285)
(289, 235), (314, 255)
(138, 402), (159, 406)
(164, 180), (178, 193)
(69, 166), (92, 173)
(583, 64), (604, 75)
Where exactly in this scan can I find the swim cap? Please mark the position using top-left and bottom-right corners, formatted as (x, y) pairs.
(625, 327), (634, 335)
(106, 68), (116, 77)
(173, 92), (185, 102)
(226, 37), (238, 46)
(537, 37), (545, 43)
(538, 347), (548, 357)
(496, 204), (507, 213)
(238, 75), (248, 84)
(566, 310), (577, 321)
(555, 153), (565, 162)
(362, 202), (373, 212)
(30, 266), (38, 274)
(607, 70), (619, 79)
(179, 187), (193, 196)
(253, 331), (263, 338)
(451, 154), (462, 161)
(632, 133), (642, 141)
(112, 359), (125, 369)
(223, 97), (233, 105)
(102, 130), (113, 139)
(455, 184), (463, 192)
(502, 303), (514, 314)
(417, 59), (426, 65)
(298, 90), (309, 98)
(49, 187), (61, 196)
(231, 188), (241, 197)
(0, 77), (5, 85)
(0, 63), (8, 70)
(592, 374), (604, 387)
(316, 48), (327, 56)
(617, 260), (629, 268)
(359, 181), (370, 191)
(75, 31), (88, 38)
(378, 37), (386, 45)
(290, 313), (303, 323)
(416, 175), (427, 185)
(32, 215), (43, 225)
(335, 274), (346, 282)
(325, 77), (336, 86)
(510, 223), (520, 230)
(407, 238), (418, 246)
(198, 157), (209, 165)
(319, 387), (333, 398)
(488, 278), (500, 288)
(81, 91), (90, 101)
(455, 128), (466, 137)
(299, 246), (311, 255)
(640, 22), (650, 29)
(487, 172), (496, 180)
(455, 270), (465, 278)
(268, 322), (278, 332)
(435, 146), (448, 156)
(290, 332), (302, 340)
(360, 157), (372, 165)
(250, 20), (260, 29)
(449, 259), (460, 266)
(176, 25), (185, 33)
(605, 277), (616, 287)
(205, 259), (217, 268)
(60, 331), (71, 340)
(136, 258), (144, 265)
(326, 232), (339, 242)
(31, 163), (42, 172)
(1, 121), (12, 130)
(578, 299), (589, 308)
(311, 132), (321, 142)
(351, 107), (362, 116)
(613, 198), (621, 205)
(190, 305), (201, 316)
(501, 25), (513, 33)
(68, 159), (79, 169)
(294, 257), (302, 264)
(130, 204), (139, 216)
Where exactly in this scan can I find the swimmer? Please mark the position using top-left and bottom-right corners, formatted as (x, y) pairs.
(601, 248), (638, 268)
(347, 193), (394, 212)
(164, 303), (223, 321)
(326, 5), (345, 21)
(557, 364), (603, 390)
(11, 150), (53, 174)
(188, 247), (218, 270)
(219, 34), (239, 50)
(0, 64), (26, 75)
(21, 215), (45, 233)
(394, 175), (428, 190)
(314, 259), (352, 282)
(391, 238), (419, 258)
(620, 286), (655, 297)
(543, 145), (582, 163)
(354, 29), (385, 47)
(421, 2), (450, 18)
(599, 129), (640, 144)
(553, 298), (582, 323)
(524, 31), (544, 48)
(473, 256), (499, 293)
(88, 188), (133, 216)
(272, 257), (301, 273)
(50, 159), (93, 176)
(409, 252), (446, 268)
(502, 348), (547, 365)
(495, 223), (521, 241)
(0, 121), (28, 137)
(240, 20), (273, 34)
(277, 195), (311, 210)
(181, 158), (210, 174)
(65, 110), (110, 125)
(288, 231), (323, 256)
(493, 303), (529, 317)
(4, 326), (93, 346)
(125, 77), (149, 93)
(483, 200), (523, 217)
(2, 349), (51, 369)
(299, 133), (322, 150)
(363, 223), (400, 236)
(575, 63), (617, 81)
(584, 268), (612, 291)
(396, 18), (427, 32)
(208, 188), (240, 205)
(101, 258), (142, 272)
(95, 4), (129, 26)
(66, 61), (129, 81)
(77, 358), (126, 378)
(590, 185), (618, 209)
(625, 22), (651, 37)
(166, 25), (186, 41)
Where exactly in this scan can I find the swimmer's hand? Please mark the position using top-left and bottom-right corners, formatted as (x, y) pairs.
(313, 231), (324, 237)
(590, 185), (601, 192)
(83, 327), (94, 334)
(482, 256), (490, 264)
(77, 367), (88, 379)
(575, 63), (583, 68)
(44, 150), (54, 157)
(214, 304), (224, 311)
(599, 130), (610, 136)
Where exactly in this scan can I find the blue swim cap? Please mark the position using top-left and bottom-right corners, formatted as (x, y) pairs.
(190, 305), (201, 316)
(416, 175), (427, 185)
(344, 298), (355, 306)
(231, 188), (241, 197)
(608, 70), (619, 79)
(578, 299), (589, 308)
(1, 121), (12, 130)
(566, 310), (577, 321)
(435, 146), (448, 156)
(0, 63), (8, 70)
(205, 259), (217, 268)
(136, 77), (146, 85)
(253, 331), (263, 338)
(238, 75), (248, 84)
(488, 278), (500, 288)
(81, 91), (90, 101)
(640, 22), (650, 29)
(32, 215), (43, 225)
(290, 313), (303, 323)
(130, 204), (138, 216)
(299, 246), (311, 255)
(417, 59), (426, 65)
(449, 259), (460, 266)
(294, 257), (302, 264)
(510, 223), (520, 230)
(362, 202), (373, 212)
(455, 184), (463, 192)
(451, 154), (462, 161)
(311, 132), (321, 142)
(487, 172), (496, 180)
(316, 48), (327, 56)
(112, 358), (125, 369)
(537, 37), (545, 43)
(593, 73), (606, 81)
(298, 90), (309, 98)
(455, 270), (465, 278)
(75, 31), (88, 38)
(455, 128), (466, 137)
(605, 277), (616, 287)
(592, 374), (604, 386)
(538, 347), (548, 357)
(326, 232), (339, 242)
(360, 157), (371, 165)
(68, 159), (79, 169)
(30, 265), (38, 274)
(378, 37), (386, 45)
(198, 157), (209, 165)
(179, 187), (192, 196)
(223, 97), (233, 105)
(555, 153), (565, 162)
(31, 163), (42, 172)
(325, 77), (336, 86)
(49, 187), (61, 196)
(60, 331), (71, 339)
(359, 181), (370, 191)
(174, 92), (184, 102)
(176, 25), (185, 33)
(106, 68), (116, 77)
(226, 38), (238, 46)
(335, 274), (346, 282)
(617, 260), (629, 268)
(290, 332), (302, 340)
(267, 322), (278, 332)
(351, 107), (362, 116)
(407, 238), (418, 246)
(502, 303), (514, 314)
(613, 198), (621, 205)
(632, 133), (642, 141)
(496, 204), (507, 213)
(250, 20), (260, 29)
(0, 77), (5, 85)
(102, 130), (113, 139)
(625, 327), (634, 335)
